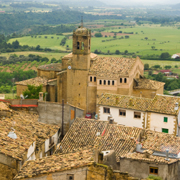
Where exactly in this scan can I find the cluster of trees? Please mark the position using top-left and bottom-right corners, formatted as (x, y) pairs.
(141, 52), (172, 60)
(60, 37), (67, 46)
(0, 10), (124, 35)
(0, 70), (37, 93)
(0, 54), (61, 65)
(94, 49), (134, 56)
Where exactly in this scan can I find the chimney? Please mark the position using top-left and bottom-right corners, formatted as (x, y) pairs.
(174, 102), (179, 111)
(165, 149), (169, 161)
(39, 92), (43, 101)
(116, 97), (119, 104)
(140, 91), (142, 98)
(136, 143), (142, 152)
(109, 118), (114, 124)
(107, 114), (112, 121)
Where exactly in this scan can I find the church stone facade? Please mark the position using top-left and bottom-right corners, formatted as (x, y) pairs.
(16, 25), (164, 114)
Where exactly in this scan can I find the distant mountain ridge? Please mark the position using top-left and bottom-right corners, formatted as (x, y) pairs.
(45, 0), (106, 7)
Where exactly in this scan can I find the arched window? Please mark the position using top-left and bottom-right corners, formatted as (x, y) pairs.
(120, 78), (122, 83)
(77, 42), (79, 49)
(82, 42), (84, 50)
(108, 80), (110, 85)
(99, 80), (102, 85)
(112, 81), (114, 85)
(124, 78), (127, 83)
(104, 80), (106, 85)
(90, 76), (92, 82)
(94, 77), (96, 82)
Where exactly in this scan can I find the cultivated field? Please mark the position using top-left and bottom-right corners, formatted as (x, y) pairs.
(8, 25), (180, 57)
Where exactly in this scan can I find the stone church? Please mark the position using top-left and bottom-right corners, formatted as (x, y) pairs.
(16, 25), (164, 114)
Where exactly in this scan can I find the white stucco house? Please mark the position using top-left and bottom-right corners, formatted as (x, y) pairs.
(97, 94), (180, 136)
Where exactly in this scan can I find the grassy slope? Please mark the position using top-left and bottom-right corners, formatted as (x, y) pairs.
(8, 25), (180, 56)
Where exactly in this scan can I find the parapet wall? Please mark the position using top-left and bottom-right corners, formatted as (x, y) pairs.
(37, 101), (84, 135)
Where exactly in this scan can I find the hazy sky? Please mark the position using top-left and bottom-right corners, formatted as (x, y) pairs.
(99, 0), (179, 5)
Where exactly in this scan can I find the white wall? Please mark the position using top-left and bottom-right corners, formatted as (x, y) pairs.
(150, 113), (175, 135)
(99, 106), (144, 128)
(27, 141), (36, 160)
(45, 131), (59, 153)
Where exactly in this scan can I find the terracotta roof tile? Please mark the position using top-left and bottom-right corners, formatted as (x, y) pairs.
(0, 101), (11, 111)
(148, 94), (180, 115)
(134, 78), (165, 90)
(16, 76), (48, 86)
(89, 57), (137, 78)
(98, 94), (180, 115)
(14, 149), (93, 179)
(56, 118), (142, 162)
(123, 152), (178, 164)
(98, 94), (152, 111)
(0, 109), (59, 160)
(37, 63), (62, 71)
(142, 130), (180, 154)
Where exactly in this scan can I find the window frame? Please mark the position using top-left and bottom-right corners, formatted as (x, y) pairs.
(162, 128), (169, 133)
(119, 109), (126, 116)
(134, 111), (141, 119)
(164, 117), (168, 123)
(67, 174), (74, 180)
(103, 107), (110, 114)
(149, 167), (158, 175)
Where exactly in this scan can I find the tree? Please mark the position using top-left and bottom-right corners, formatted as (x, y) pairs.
(12, 40), (20, 49)
(144, 37), (148, 40)
(125, 35), (129, 39)
(23, 85), (43, 99)
(144, 64), (149, 70)
(124, 50), (128, 54)
(151, 46), (155, 50)
(115, 50), (120, 55)
(160, 52), (170, 59)
(94, 32), (103, 37)
(164, 65), (171, 69)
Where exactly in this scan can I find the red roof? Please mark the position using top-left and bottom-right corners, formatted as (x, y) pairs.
(159, 70), (172, 73)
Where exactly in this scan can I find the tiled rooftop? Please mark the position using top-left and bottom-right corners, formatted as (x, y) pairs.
(16, 76), (48, 86)
(89, 56), (137, 78)
(98, 94), (152, 111)
(0, 101), (11, 111)
(142, 130), (180, 155)
(14, 149), (93, 179)
(37, 63), (62, 71)
(148, 94), (180, 115)
(134, 78), (165, 90)
(98, 94), (180, 115)
(123, 152), (178, 164)
(98, 124), (142, 161)
(57, 118), (108, 154)
(56, 118), (142, 162)
(0, 109), (59, 160)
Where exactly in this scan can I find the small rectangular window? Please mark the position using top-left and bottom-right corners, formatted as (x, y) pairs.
(90, 76), (92, 82)
(104, 80), (106, 85)
(119, 109), (126, 116)
(108, 80), (110, 85)
(149, 167), (158, 175)
(162, 128), (169, 133)
(164, 117), (168, 122)
(103, 107), (110, 114)
(134, 112), (141, 119)
(112, 81), (114, 85)
(94, 77), (96, 82)
(67, 174), (74, 180)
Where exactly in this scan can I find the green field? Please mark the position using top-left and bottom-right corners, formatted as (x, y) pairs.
(8, 25), (180, 57)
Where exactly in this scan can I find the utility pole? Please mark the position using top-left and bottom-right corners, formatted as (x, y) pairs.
(12, 78), (15, 99)
(61, 99), (64, 141)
